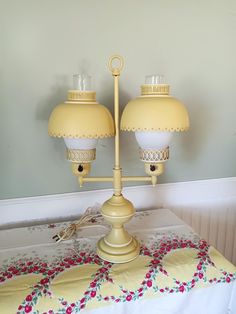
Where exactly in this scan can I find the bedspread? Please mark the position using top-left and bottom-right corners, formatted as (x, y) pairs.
(0, 208), (235, 314)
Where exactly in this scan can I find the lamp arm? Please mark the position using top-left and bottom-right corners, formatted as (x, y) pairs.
(78, 175), (157, 187)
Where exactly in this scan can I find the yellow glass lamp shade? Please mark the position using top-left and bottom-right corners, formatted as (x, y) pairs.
(48, 91), (114, 139)
(121, 83), (189, 133)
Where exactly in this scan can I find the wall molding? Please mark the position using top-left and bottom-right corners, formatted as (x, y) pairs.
(1, 177), (236, 228)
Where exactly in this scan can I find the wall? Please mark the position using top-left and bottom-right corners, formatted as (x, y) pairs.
(0, 0), (236, 199)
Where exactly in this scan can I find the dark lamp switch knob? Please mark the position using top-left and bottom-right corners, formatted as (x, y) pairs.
(150, 165), (156, 172)
(78, 165), (84, 172)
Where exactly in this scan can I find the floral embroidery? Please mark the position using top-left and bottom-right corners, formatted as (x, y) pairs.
(1, 234), (235, 314)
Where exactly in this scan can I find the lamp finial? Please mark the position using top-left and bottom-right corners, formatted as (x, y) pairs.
(108, 55), (124, 76)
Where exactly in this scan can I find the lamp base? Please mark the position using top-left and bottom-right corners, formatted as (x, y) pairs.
(96, 194), (140, 263)
(97, 236), (140, 264)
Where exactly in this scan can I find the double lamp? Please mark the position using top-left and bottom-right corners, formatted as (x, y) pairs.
(48, 55), (189, 264)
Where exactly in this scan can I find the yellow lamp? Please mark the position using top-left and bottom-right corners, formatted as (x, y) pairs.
(48, 74), (115, 176)
(121, 75), (189, 177)
(48, 57), (189, 264)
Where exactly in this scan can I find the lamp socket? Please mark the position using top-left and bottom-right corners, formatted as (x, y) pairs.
(71, 163), (91, 177)
(144, 162), (164, 176)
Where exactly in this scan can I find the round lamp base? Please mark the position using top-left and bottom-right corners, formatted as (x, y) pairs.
(97, 236), (140, 264)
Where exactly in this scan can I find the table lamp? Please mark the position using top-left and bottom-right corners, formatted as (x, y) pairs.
(48, 55), (189, 263)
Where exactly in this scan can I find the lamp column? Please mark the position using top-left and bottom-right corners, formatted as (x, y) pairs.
(96, 56), (140, 263)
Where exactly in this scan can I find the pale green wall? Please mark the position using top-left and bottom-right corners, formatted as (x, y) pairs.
(0, 0), (236, 199)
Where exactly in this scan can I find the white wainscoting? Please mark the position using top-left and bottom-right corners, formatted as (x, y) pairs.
(0, 177), (236, 265)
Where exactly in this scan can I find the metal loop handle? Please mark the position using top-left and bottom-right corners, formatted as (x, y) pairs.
(108, 55), (124, 75)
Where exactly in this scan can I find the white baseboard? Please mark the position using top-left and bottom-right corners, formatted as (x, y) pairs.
(1, 177), (236, 228)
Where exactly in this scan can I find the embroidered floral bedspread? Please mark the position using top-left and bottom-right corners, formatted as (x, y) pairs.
(0, 209), (235, 314)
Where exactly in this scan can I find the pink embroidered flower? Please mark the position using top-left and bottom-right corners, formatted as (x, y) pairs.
(198, 272), (203, 279)
(146, 273), (151, 279)
(8, 266), (15, 272)
(94, 259), (100, 265)
(138, 288), (143, 293)
(76, 258), (82, 263)
(90, 282), (96, 288)
(32, 266), (39, 272)
(139, 293), (143, 297)
(179, 285), (185, 293)
(152, 259), (159, 265)
(104, 297), (109, 301)
(126, 295), (132, 301)
(71, 303), (75, 307)
(226, 277), (231, 283)
(48, 224), (56, 228)
(80, 304), (85, 309)
(197, 265), (202, 270)
(160, 289), (164, 293)
(40, 268), (46, 274)
(24, 305), (32, 313)
(115, 298), (120, 302)
(90, 291), (96, 298)
(18, 305), (23, 310)
(66, 307), (72, 314)
(26, 295), (32, 302)
(166, 245), (172, 252)
(147, 280), (152, 287)
(40, 278), (49, 285)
